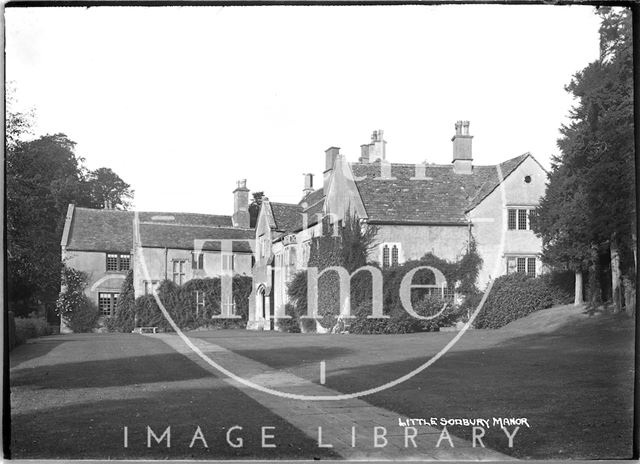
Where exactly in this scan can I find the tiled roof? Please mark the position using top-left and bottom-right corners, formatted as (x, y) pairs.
(65, 207), (134, 252)
(299, 187), (325, 228)
(138, 223), (253, 252)
(137, 211), (232, 227)
(351, 154), (530, 224)
(269, 202), (304, 233)
(65, 207), (251, 252)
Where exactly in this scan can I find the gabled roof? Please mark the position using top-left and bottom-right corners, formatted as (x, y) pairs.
(63, 206), (251, 253)
(299, 187), (325, 228)
(269, 202), (304, 233)
(64, 207), (134, 253)
(350, 153), (534, 224)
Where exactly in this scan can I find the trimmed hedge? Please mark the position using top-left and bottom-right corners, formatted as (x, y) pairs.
(473, 272), (572, 329)
(107, 276), (253, 332)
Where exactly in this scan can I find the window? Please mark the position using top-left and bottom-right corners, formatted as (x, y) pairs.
(381, 243), (401, 268)
(98, 292), (119, 316)
(172, 260), (186, 285)
(195, 290), (205, 316)
(192, 252), (204, 270)
(518, 209), (528, 230)
(221, 295), (236, 316)
(382, 245), (390, 268)
(222, 254), (234, 272)
(144, 280), (159, 295)
(106, 253), (130, 271)
(507, 256), (537, 278)
(507, 209), (517, 230)
(507, 208), (532, 230)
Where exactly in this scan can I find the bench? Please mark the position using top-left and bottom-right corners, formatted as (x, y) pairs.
(132, 327), (158, 334)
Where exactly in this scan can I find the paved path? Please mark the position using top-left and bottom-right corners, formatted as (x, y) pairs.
(150, 332), (512, 460)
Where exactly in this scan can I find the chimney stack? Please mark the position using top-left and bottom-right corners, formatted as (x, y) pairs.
(232, 179), (250, 228)
(324, 147), (340, 192)
(359, 129), (386, 163)
(452, 120), (473, 174)
(303, 173), (314, 196)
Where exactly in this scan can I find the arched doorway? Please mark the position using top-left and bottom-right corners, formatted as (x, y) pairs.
(256, 285), (272, 331)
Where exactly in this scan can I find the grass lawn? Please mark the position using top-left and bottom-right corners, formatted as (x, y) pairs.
(9, 333), (338, 460)
(191, 306), (636, 459)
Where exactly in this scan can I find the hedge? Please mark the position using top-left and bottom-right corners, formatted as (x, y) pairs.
(473, 272), (572, 329)
(107, 276), (253, 332)
(348, 296), (458, 334)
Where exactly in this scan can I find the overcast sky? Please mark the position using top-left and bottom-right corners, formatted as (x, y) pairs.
(6, 5), (603, 216)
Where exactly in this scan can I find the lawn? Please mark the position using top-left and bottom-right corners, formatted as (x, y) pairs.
(9, 333), (338, 460)
(10, 305), (635, 460)
(191, 306), (636, 459)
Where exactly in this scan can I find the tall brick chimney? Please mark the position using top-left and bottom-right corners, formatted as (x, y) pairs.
(452, 121), (473, 174)
(232, 179), (250, 228)
(324, 147), (340, 192)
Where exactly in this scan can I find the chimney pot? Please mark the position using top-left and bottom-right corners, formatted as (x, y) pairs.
(452, 120), (473, 174)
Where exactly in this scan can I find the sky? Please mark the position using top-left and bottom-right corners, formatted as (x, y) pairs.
(6, 5), (603, 216)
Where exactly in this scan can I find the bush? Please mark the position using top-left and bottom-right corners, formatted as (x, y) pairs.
(276, 303), (301, 333)
(13, 313), (54, 346)
(348, 296), (454, 334)
(108, 270), (136, 332)
(56, 267), (99, 333)
(474, 273), (572, 329)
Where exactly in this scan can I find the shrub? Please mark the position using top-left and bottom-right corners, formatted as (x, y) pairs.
(13, 313), (54, 345)
(56, 267), (99, 333)
(474, 273), (572, 329)
(108, 270), (136, 332)
(276, 303), (301, 333)
(348, 296), (453, 334)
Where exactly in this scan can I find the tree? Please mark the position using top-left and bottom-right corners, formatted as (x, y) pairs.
(249, 191), (265, 228)
(532, 158), (592, 305)
(5, 83), (35, 149)
(85, 167), (134, 210)
(533, 7), (634, 312)
(6, 132), (134, 317)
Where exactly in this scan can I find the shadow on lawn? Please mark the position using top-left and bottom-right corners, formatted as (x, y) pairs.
(10, 352), (214, 390)
(11, 385), (339, 460)
(10, 338), (67, 367)
(321, 315), (635, 459)
(232, 346), (354, 370)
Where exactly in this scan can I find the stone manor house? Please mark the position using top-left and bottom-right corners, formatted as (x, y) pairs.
(61, 122), (546, 331)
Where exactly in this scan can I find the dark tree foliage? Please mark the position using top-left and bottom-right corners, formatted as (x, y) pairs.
(249, 191), (265, 228)
(6, 129), (134, 317)
(532, 7), (635, 311)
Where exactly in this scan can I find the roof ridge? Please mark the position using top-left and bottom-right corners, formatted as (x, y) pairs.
(139, 221), (253, 230)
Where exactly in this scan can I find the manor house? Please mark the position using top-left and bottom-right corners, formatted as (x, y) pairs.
(250, 122), (547, 330)
(60, 181), (254, 332)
